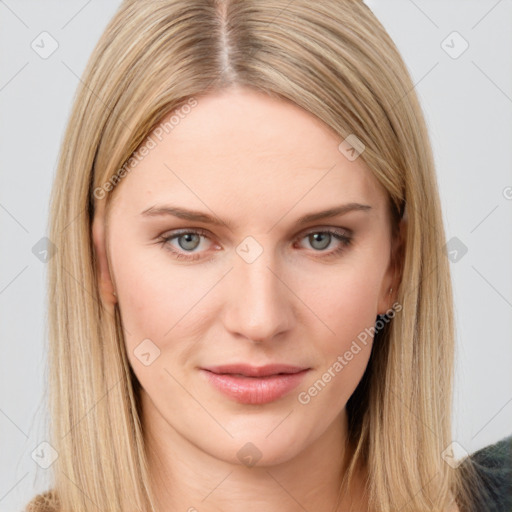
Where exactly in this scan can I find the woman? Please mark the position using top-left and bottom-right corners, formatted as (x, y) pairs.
(25, 0), (511, 511)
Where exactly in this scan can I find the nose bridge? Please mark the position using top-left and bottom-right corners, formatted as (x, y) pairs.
(224, 238), (292, 341)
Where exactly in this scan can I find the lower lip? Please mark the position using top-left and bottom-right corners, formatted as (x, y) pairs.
(200, 369), (310, 405)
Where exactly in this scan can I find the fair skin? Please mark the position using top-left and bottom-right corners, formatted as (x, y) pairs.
(92, 85), (404, 512)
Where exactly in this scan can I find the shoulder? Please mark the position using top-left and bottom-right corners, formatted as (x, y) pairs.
(24, 489), (59, 512)
(458, 434), (512, 512)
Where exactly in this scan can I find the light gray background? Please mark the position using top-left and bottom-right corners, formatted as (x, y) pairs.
(1, 1), (511, 510)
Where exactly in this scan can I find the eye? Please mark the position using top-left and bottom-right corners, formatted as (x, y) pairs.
(157, 227), (353, 261)
(158, 229), (214, 261)
(295, 229), (353, 258)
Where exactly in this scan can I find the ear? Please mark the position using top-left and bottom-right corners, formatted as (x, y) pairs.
(91, 204), (118, 313)
(377, 215), (407, 315)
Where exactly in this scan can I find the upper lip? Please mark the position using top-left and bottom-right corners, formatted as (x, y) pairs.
(202, 364), (309, 377)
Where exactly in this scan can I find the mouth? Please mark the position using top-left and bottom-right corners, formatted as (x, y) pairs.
(199, 364), (311, 405)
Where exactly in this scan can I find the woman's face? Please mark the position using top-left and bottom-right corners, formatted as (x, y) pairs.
(93, 85), (399, 466)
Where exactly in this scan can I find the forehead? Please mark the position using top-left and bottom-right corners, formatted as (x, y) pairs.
(109, 87), (387, 221)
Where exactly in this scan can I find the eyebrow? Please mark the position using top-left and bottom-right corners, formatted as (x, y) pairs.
(140, 202), (372, 230)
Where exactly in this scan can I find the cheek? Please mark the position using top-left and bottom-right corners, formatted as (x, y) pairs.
(111, 243), (215, 349)
(296, 256), (384, 401)
(296, 273), (377, 411)
(304, 259), (384, 344)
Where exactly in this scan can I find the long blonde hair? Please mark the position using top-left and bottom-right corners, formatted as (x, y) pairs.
(26, 1), (482, 510)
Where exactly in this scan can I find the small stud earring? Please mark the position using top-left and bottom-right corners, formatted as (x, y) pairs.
(389, 287), (393, 296)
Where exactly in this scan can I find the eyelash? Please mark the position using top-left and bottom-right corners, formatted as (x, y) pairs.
(157, 228), (353, 262)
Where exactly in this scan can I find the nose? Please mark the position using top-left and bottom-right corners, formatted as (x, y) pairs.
(221, 247), (295, 343)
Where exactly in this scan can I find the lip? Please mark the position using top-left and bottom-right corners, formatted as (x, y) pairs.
(200, 364), (310, 405)
(202, 363), (308, 377)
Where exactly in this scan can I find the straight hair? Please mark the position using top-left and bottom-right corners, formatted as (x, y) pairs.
(26, 1), (483, 510)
